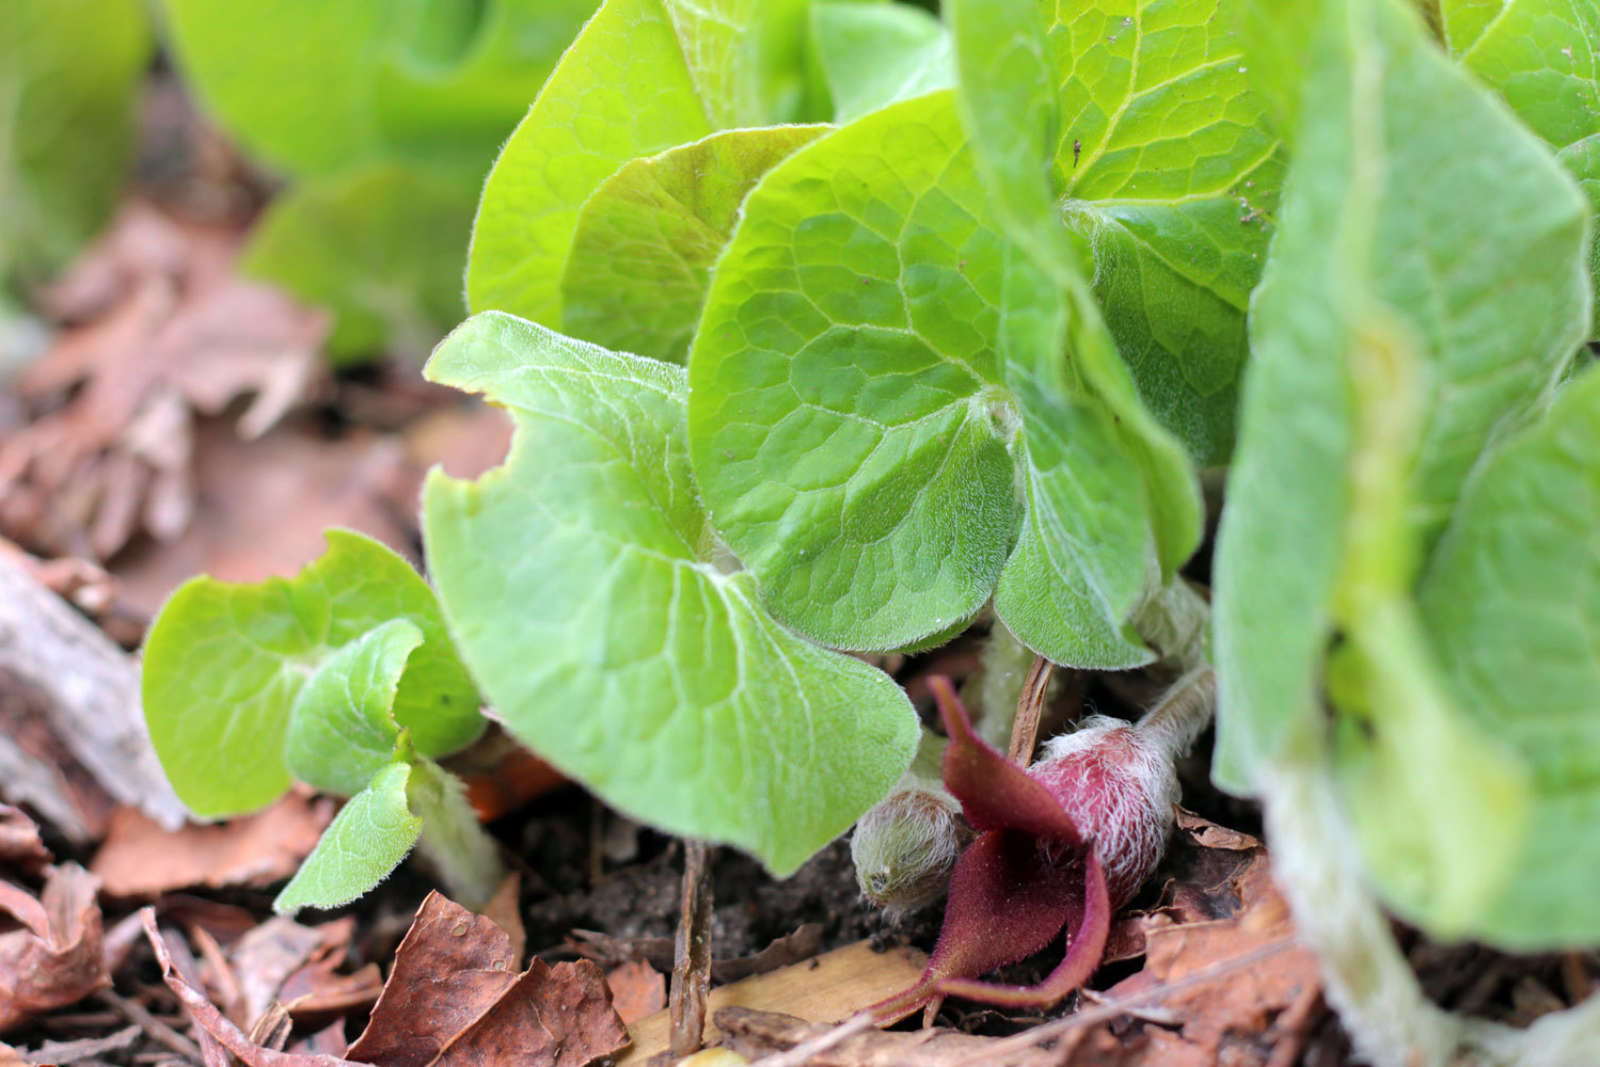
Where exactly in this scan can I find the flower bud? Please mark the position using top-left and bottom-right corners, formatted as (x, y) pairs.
(1027, 716), (1179, 906)
(852, 729), (965, 914)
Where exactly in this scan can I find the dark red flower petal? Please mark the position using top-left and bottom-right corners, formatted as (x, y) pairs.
(924, 828), (1080, 982)
(929, 676), (1085, 847)
(868, 846), (1113, 1020)
(932, 848), (1111, 1009)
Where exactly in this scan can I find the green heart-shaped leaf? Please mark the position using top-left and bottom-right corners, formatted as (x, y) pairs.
(422, 311), (918, 875)
(142, 531), (482, 816)
(950, 0), (1284, 464)
(467, 0), (825, 325)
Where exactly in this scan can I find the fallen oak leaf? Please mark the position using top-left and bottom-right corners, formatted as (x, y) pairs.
(140, 909), (366, 1067)
(430, 958), (627, 1067)
(345, 891), (519, 1066)
(0, 864), (106, 1033)
(348, 891), (627, 1067)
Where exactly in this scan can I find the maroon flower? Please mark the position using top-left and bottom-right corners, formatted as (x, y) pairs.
(872, 674), (1189, 1019)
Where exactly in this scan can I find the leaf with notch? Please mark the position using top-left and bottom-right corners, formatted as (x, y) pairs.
(422, 311), (918, 875)
(991, 247), (1157, 668)
(560, 126), (826, 365)
(274, 762), (421, 913)
(950, 0), (1283, 464)
(688, 91), (1021, 651)
(466, 0), (824, 326)
(690, 90), (1197, 657)
(142, 530), (483, 816)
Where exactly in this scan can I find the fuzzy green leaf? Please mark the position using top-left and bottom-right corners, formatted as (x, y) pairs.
(284, 619), (422, 798)
(466, 0), (824, 325)
(688, 92), (1021, 650)
(560, 126), (826, 365)
(690, 91), (1195, 656)
(142, 531), (483, 816)
(1417, 368), (1600, 946)
(240, 165), (477, 363)
(160, 0), (591, 178)
(810, 3), (955, 123)
(1442, 0), (1600, 326)
(422, 311), (918, 875)
(273, 762), (421, 913)
(950, 0), (1283, 464)
(1, 0), (149, 287)
(989, 246), (1155, 668)
(1212, 0), (1588, 821)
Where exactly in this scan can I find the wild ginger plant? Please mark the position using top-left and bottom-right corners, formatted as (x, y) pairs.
(135, 0), (1600, 1059)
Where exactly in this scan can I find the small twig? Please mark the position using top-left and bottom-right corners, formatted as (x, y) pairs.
(1008, 656), (1054, 766)
(95, 990), (204, 1064)
(1561, 953), (1595, 1006)
(953, 937), (1301, 1065)
(1265, 980), (1324, 1067)
(670, 839), (714, 1057)
(750, 1010), (876, 1067)
(1076, 987), (1181, 1026)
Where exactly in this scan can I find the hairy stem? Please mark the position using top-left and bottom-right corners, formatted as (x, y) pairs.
(408, 759), (506, 911)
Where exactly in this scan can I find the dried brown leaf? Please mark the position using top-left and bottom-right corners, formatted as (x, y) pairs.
(345, 892), (519, 1067)
(0, 865), (107, 1032)
(91, 794), (332, 897)
(432, 958), (628, 1067)
(2, 203), (325, 561)
(0, 806), (49, 875)
(140, 909), (366, 1067)
(111, 420), (416, 618)
(1079, 857), (1320, 1066)
(607, 960), (666, 1026)
(349, 892), (627, 1067)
